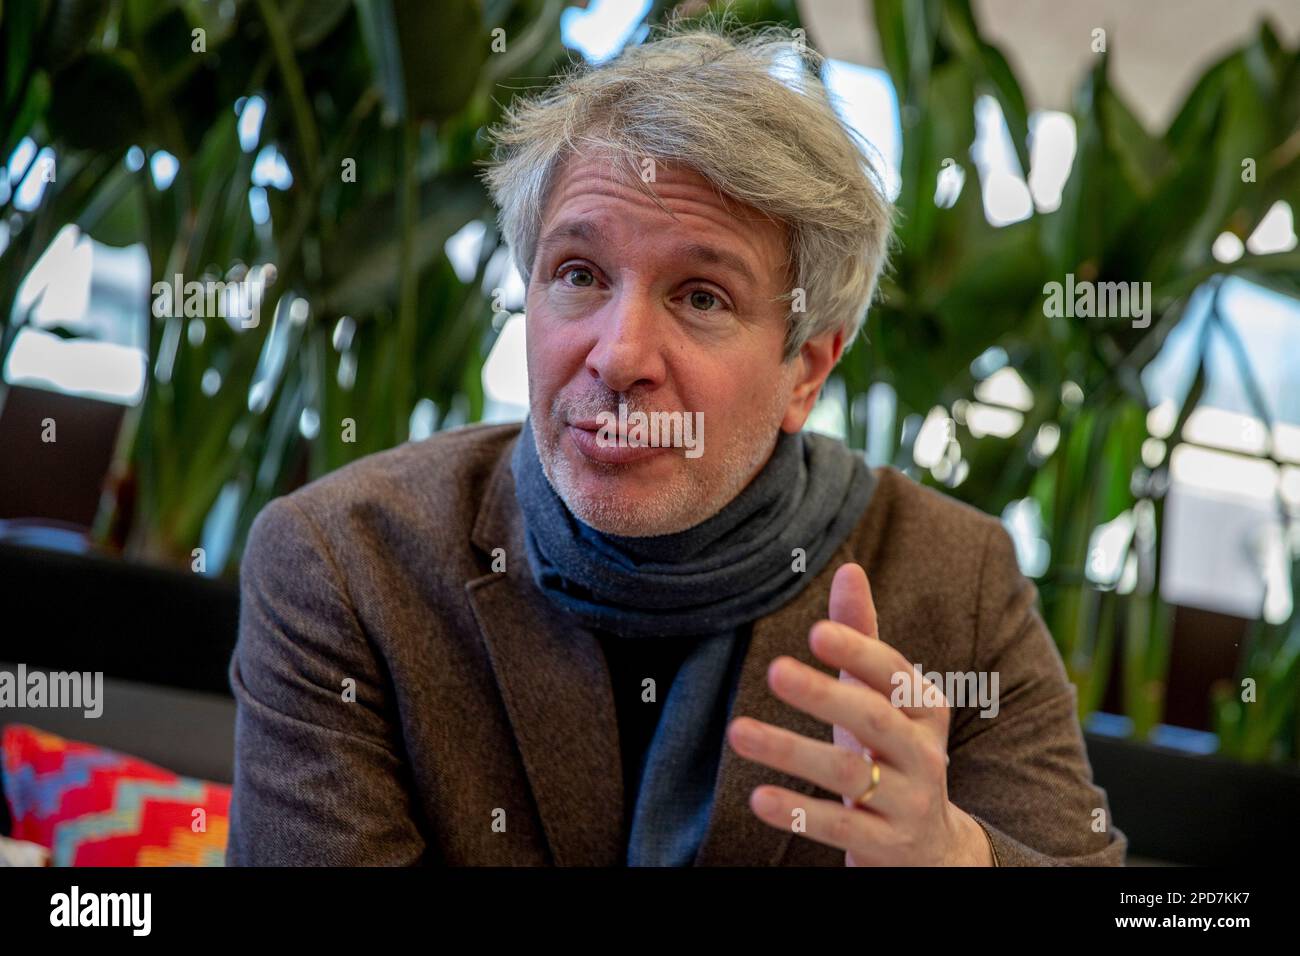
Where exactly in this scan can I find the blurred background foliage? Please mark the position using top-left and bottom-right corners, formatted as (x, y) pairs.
(2, 0), (1299, 764)
(847, 0), (1300, 765)
(1, 0), (589, 569)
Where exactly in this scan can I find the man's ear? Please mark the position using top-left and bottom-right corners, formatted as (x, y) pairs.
(780, 326), (845, 434)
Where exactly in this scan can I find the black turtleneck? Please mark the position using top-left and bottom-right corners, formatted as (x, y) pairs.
(594, 631), (699, 835)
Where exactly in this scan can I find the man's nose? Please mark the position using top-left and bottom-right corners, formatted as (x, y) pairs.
(584, 292), (668, 393)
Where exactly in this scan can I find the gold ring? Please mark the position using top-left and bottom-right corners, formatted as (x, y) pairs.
(853, 752), (881, 807)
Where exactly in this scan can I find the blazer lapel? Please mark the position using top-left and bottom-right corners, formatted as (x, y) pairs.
(465, 438), (625, 866)
(693, 536), (860, 866)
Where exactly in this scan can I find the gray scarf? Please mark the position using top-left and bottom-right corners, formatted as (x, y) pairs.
(511, 416), (876, 639)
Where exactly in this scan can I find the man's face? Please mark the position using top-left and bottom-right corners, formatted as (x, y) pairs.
(524, 154), (834, 536)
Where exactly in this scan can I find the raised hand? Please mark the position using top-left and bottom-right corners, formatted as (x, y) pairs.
(724, 562), (994, 866)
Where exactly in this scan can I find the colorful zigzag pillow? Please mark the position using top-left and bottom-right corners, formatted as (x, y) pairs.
(1, 724), (229, 866)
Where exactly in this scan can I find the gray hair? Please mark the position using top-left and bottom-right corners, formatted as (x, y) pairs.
(478, 18), (894, 362)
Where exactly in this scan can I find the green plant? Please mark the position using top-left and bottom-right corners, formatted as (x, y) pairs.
(850, 0), (1300, 761)
(1, 0), (587, 568)
(1213, 549), (1300, 763)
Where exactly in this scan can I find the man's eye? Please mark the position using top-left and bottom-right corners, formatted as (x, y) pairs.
(560, 266), (596, 287)
(688, 289), (724, 312)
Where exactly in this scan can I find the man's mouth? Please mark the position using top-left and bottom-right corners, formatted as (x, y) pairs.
(565, 419), (669, 465)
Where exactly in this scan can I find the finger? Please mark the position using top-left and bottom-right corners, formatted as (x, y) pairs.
(748, 784), (891, 861)
(827, 564), (878, 758)
(828, 562), (876, 637)
(809, 622), (932, 710)
(727, 716), (900, 818)
(766, 656), (933, 775)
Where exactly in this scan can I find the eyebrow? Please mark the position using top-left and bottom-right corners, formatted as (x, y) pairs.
(536, 219), (759, 285)
(672, 241), (757, 285)
(537, 219), (611, 253)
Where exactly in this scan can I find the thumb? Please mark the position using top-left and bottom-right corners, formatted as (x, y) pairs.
(828, 562), (876, 639)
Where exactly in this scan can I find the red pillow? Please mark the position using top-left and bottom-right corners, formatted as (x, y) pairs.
(1, 724), (230, 866)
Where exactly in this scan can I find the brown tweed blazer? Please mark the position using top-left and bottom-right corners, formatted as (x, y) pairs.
(226, 421), (1127, 866)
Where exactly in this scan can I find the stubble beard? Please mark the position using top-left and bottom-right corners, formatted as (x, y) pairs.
(531, 388), (789, 537)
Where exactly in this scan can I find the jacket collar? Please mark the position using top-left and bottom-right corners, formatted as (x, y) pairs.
(465, 428), (883, 866)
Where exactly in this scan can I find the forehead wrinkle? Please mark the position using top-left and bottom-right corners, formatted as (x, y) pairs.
(543, 157), (783, 255)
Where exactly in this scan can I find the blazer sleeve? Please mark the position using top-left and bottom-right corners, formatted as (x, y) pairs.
(945, 521), (1128, 866)
(226, 495), (429, 865)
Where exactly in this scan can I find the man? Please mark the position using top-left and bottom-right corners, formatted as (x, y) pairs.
(226, 23), (1126, 866)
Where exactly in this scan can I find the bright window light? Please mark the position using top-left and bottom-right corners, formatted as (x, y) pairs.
(1163, 444), (1283, 617)
(4, 328), (146, 404)
(481, 312), (529, 423)
(1086, 509), (1134, 587)
(1170, 443), (1277, 500)
(14, 224), (93, 325)
(248, 185), (270, 224)
(1027, 110), (1075, 213)
(409, 397), (437, 441)
(1246, 201), (1297, 255)
(483, 246), (526, 313)
(912, 406), (952, 467)
(972, 96), (1032, 226)
(1143, 278), (1300, 429)
(14, 146), (56, 211)
(823, 60), (901, 202)
(806, 377), (847, 441)
(150, 150), (179, 190)
(251, 144), (293, 190)
(1182, 406), (1269, 457)
(446, 219), (487, 284)
(237, 95), (266, 153)
(7, 136), (37, 183)
(560, 0), (650, 64)
(1212, 231), (1245, 263)
(964, 402), (1024, 439)
(1002, 496), (1050, 577)
(974, 366), (1035, 411)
